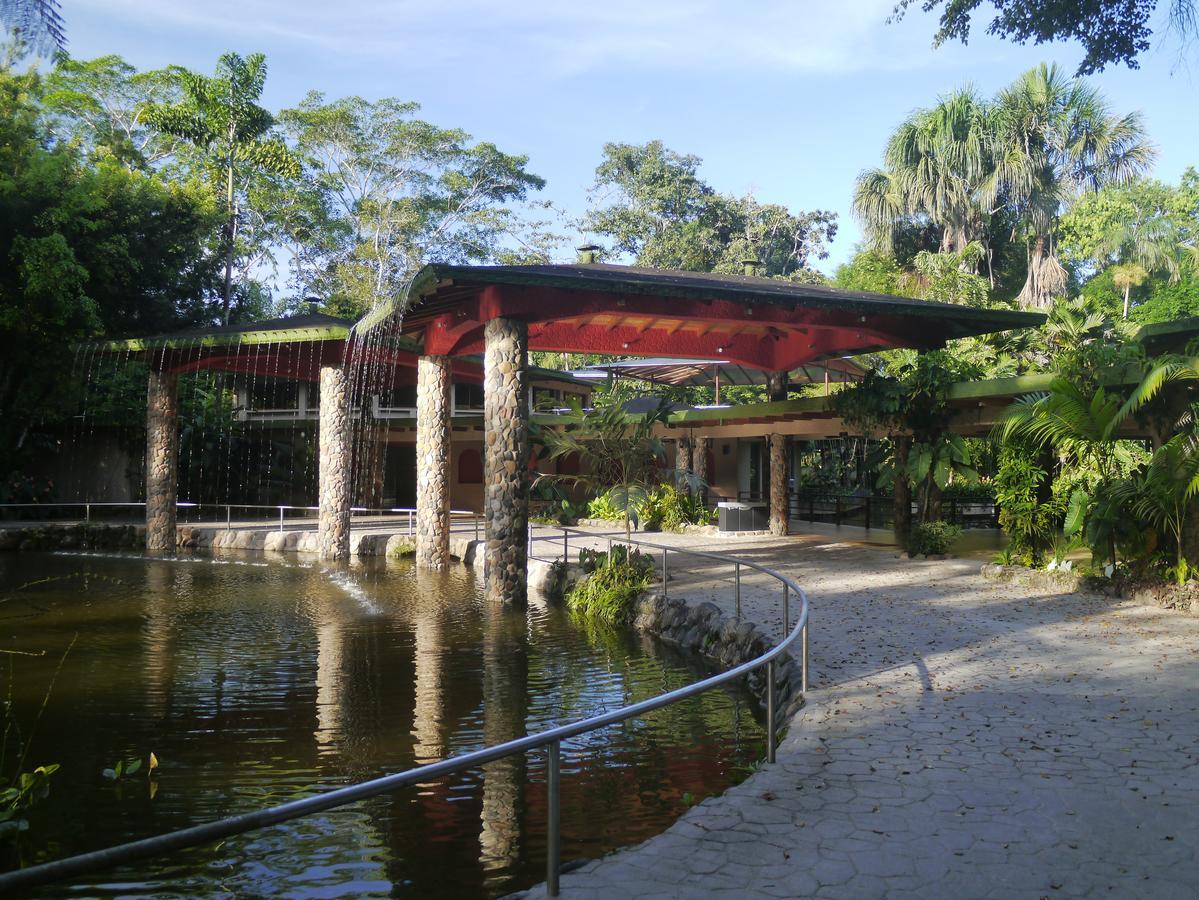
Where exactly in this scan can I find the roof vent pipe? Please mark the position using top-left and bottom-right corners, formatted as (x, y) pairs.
(742, 257), (761, 276)
(577, 244), (601, 265)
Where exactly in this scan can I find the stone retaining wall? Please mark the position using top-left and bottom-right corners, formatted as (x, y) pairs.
(632, 592), (805, 724)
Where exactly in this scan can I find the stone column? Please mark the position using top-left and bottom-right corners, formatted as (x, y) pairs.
(483, 317), (529, 606)
(675, 435), (692, 489)
(145, 370), (178, 552)
(767, 370), (788, 402)
(416, 355), (452, 568)
(694, 436), (711, 502)
(769, 433), (789, 536)
(318, 363), (352, 561)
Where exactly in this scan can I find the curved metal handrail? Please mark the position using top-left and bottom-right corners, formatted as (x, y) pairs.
(0, 528), (809, 896)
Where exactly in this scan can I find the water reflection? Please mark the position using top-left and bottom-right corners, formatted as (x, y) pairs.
(0, 552), (764, 897)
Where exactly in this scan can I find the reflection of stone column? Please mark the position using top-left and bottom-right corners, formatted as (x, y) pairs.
(483, 318), (528, 606)
(411, 607), (444, 763)
(145, 370), (178, 552)
(319, 364), (352, 561)
(694, 436), (711, 503)
(769, 433), (788, 536)
(314, 620), (344, 750)
(416, 355), (452, 568)
(479, 600), (528, 885)
(675, 435), (692, 489)
(142, 562), (176, 718)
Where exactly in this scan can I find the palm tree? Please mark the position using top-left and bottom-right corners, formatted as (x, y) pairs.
(536, 401), (693, 541)
(1099, 211), (1182, 318)
(853, 88), (993, 260)
(1111, 263), (1149, 319)
(146, 53), (300, 323)
(991, 64), (1154, 309)
(0, 0), (65, 56)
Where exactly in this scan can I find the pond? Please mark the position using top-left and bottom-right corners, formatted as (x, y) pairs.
(0, 551), (765, 897)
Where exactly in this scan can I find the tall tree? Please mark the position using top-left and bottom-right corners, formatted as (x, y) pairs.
(586, 141), (836, 277)
(853, 88), (994, 259)
(992, 63), (1153, 309)
(0, 61), (218, 479)
(277, 93), (549, 316)
(892, 0), (1199, 74)
(145, 52), (300, 323)
(42, 55), (181, 169)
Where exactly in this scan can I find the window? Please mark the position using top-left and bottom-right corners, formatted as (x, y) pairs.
(454, 383), (484, 411)
(532, 387), (559, 410)
(458, 448), (483, 484)
(249, 379), (300, 411)
(378, 384), (417, 410)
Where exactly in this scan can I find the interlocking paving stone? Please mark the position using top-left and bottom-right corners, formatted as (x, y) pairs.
(516, 529), (1199, 898)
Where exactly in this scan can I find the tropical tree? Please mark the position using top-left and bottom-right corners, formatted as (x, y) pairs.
(892, 0), (1199, 75)
(991, 64), (1154, 309)
(277, 93), (548, 316)
(1111, 263), (1149, 319)
(586, 140), (836, 277)
(145, 52), (300, 323)
(0, 0), (64, 56)
(853, 88), (993, 259)
(536, 400), (693, 541)
(42, 55), (182, 170)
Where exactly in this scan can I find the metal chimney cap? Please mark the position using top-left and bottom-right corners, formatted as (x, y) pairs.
(576, 244), (601, 264)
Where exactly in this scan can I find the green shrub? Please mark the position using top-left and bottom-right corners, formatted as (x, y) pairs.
(641, 483), (714, 531)
(994, 445), (1059, 566)
(567, 547), (654, 625)
(585, 492), (624, 521)
(907, 521), (962, 557)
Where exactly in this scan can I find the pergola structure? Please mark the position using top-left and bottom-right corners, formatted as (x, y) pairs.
(383, 262), (1042, 604)
(106, 260), (1042, 604)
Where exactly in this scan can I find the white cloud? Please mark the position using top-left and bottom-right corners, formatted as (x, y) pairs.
(75, 0), (1002, 77)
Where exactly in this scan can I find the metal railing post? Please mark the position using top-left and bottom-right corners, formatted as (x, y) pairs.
(226, 505), (231, 528)
(547, 740), (561, 897)
(661, 548), (668, 598)
(474, 515), (480, 542)
(802, 621), (809, 695)
(766, 659), (776, 764)
(783, 583), (789, 633)
(85, 503), (90, 523)
(735, 562), (741, 618)
(408, 511), (413, 536)
(563, 528), (569, 563)
(279, 507), (284, 534)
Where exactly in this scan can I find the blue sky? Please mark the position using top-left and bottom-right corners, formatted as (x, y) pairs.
(69, 0), (1199, 274)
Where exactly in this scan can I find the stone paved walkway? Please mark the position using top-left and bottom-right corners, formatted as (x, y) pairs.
(522, 529), (1199, 898)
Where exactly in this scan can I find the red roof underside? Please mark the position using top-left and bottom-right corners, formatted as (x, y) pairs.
(411, 284), (940, 369)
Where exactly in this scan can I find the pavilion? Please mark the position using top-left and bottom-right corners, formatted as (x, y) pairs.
(383, 259), (1041, 604)
(104, 256), (1042, 605)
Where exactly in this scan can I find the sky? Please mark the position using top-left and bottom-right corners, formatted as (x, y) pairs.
(67, 0), (1199, 275)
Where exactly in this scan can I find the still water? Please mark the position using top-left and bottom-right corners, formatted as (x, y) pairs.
(0, 551), (765, 897)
